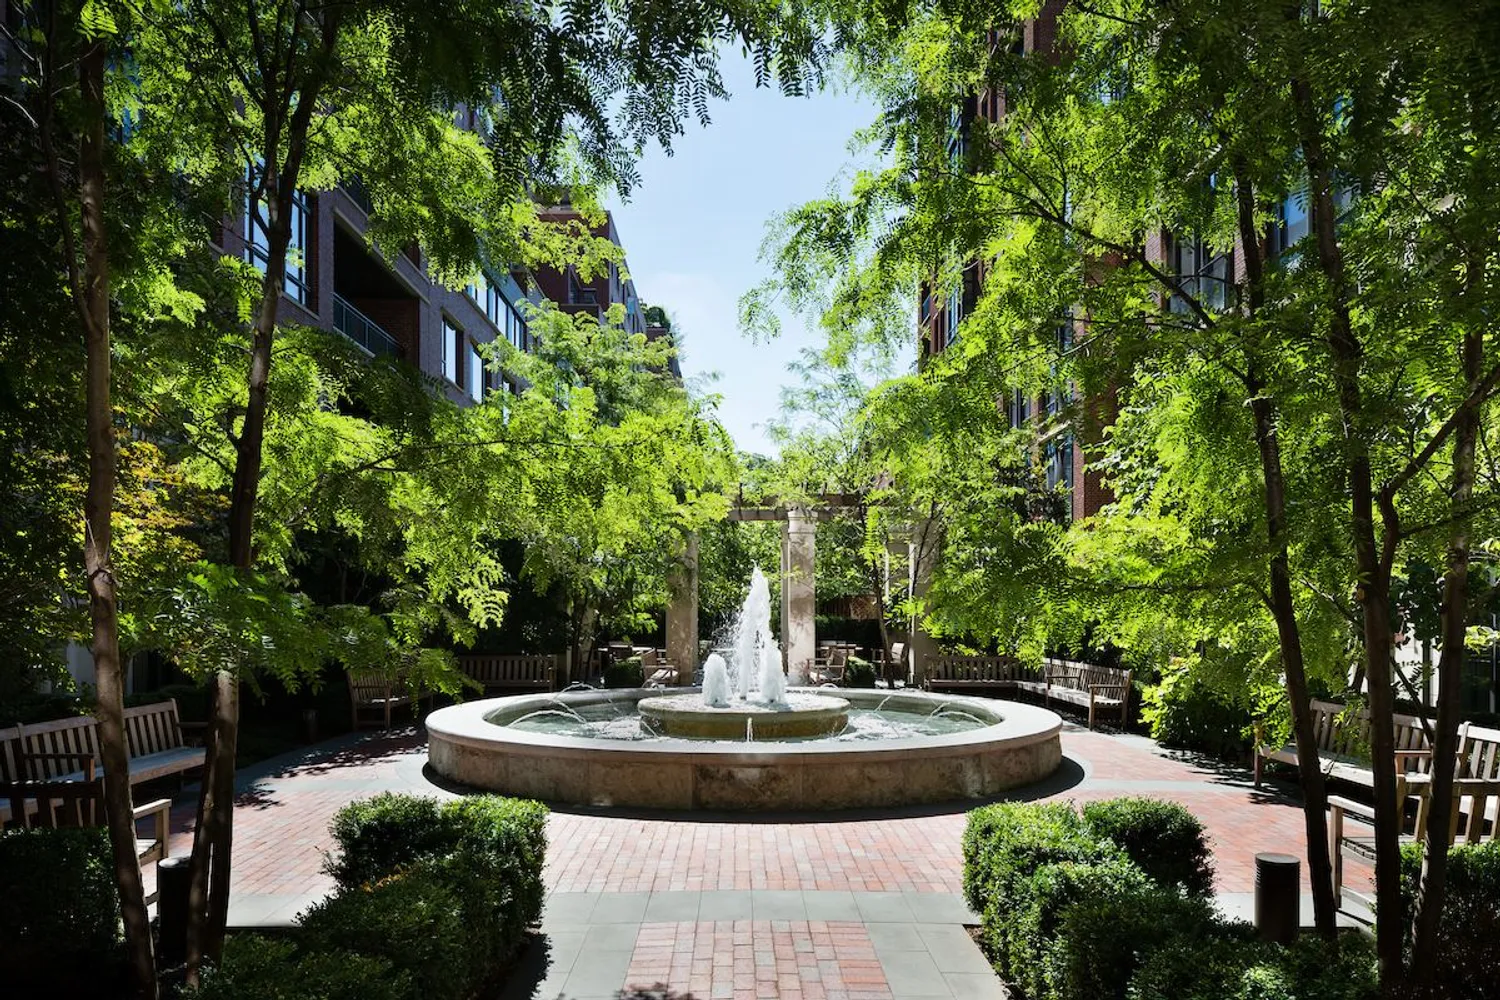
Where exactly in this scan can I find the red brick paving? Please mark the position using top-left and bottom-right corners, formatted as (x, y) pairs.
(625, 921), (890, 1000)
(158, 722), (1360, 902)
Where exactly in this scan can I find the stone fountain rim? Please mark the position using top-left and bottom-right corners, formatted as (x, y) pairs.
(424, 687), (1061, 764)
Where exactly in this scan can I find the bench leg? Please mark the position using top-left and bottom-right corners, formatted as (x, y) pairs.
(1329, 803), (1344, 910)
(1087, 695), (1096, 731)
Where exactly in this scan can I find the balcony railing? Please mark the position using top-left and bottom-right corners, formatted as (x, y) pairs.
(332, 294), (399, 358)
(342, 176), (374, 216)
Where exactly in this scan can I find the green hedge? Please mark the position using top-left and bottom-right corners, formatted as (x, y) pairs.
(1081, 798), (1215, 897)
(1128, 931), (1377, 1000)
(964, 799), (1375, 1000)
(1007, 857), (1218, 1000)
(0, 826), (123, 994)
(189, 935), (410, 1000)
(1400, 839), (1500, 1000)
(843, 656), (876, 688)
(301, 865), (474, 1000)
(194, 793), (547, 1000)
(604, 656), (645, 688)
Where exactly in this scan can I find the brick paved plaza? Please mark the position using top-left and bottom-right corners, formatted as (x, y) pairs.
(149, 720), (1368, 1000)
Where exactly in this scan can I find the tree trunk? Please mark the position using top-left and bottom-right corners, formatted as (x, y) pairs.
(184, 16), (334, 969)
(74, 39), (159, 1000)
(1288, 74), (1405, 979)
(1233, 163), (1338, 935)
(1408, 313), (1483, 981)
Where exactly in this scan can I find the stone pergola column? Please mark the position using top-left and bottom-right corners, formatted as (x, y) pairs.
(901, 519), (941, 688)
(780, 506), (816, 685)
(665, 532), (699, 685)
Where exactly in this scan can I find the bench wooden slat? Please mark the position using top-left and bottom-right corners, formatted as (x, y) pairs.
(922, 655), (1130, 729)
(456, 654), (556, 693)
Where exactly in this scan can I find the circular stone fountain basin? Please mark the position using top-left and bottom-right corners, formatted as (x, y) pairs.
(638, 692), (850, 740)
(426, 688), (1063, 811)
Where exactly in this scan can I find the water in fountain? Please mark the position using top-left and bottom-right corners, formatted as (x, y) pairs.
(759, 636), (787, 705)
(702, 653), (732, 708)
(731, 567), (776, 701)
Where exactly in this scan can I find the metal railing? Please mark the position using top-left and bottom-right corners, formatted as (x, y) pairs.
(332, 294), (399, 358)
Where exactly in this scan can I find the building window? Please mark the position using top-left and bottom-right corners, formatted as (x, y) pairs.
(1274, 194), (1310, 261)
(1009, 389), (1030, 429)
(1170, 236), (1230, 313)
(1045, 435), (1075, 492)
(443, 319), (461, 385)
(468, 341), (484, 400)
(244, 164), (311, 306)
(944, 284), (962, 347)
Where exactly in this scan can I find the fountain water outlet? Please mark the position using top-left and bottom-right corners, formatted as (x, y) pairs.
(702, 654), (732, 708)
(758, 636), (787, 705)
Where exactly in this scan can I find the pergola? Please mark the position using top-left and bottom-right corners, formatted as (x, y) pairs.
(664, 492), (932, 685)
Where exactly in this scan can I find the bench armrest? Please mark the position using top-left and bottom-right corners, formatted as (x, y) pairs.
(1088, 684), (1125, 695)
(1328, 794), (1375, 825)
(133, 797), (172, 822)
(23, 753), (98, 779)
(1392, 749), (1432, 760)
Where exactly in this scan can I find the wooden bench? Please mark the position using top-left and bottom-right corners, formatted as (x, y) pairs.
(348, 669), (416, 730)
(2, 776), (172, 902)
(0, 700), (204, 824)
(1254, 699), (1435, 798)
(456, 654), (558, 695)
(1041, 658), (1133, 730)
(924, 655), (1036, 695)
(922, 655), (1130, 729)
(1331, 773), (1500, 915)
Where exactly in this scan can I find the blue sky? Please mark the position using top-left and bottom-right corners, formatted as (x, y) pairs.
(608, 56), (909, 457)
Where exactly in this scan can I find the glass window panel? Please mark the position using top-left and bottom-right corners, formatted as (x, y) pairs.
(468, 343), (484, 400)
(444, 320), (460, 384)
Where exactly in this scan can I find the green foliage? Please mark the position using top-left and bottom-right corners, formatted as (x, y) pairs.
(0, 827), (122, 993)
(312, 793), (548, 999)
(324, 793), (457, 889)
(604, 655), (647, 688)
(1006, 857), (1220, 1000)
(1128, 932), (1378, 1000)
(1401, 841), (1500, 1000)
(325, 794), (546, 907)
(963, 800), (1376, 998)
(843, 655), (877, 688)
(961, 801), (1119, 936)
(187, 935), (410, 1000)
(299, 866), (472, 1000)
(1141, 658), (1255, 759)
(1081, 798), (1215, 897)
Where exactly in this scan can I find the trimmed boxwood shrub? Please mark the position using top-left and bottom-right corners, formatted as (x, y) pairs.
(0, 826), (123, 994)
(963, 802), (1117, 913)
(1127, 931), (1378, 1000)
(300, 865), (473, 1000)
(604, 655), (645, 688)
(1082, 797), (1215, 897)
(843, 656), (877, 688)
(1400, 839), (1500, 1000)
(323, 793), (549, 980)
(188, 934), (411, 1000)
(324, 792), (459, 888)
(963, 802), (1121, 962)
(1007, 857), (1219, 1000)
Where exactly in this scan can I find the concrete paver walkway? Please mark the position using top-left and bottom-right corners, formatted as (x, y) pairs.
(150, 720), (1366, 1000)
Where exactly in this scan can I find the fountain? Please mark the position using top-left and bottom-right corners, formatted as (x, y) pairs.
(637, 566), (847, 739)
(425, 570), (1064, 811)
